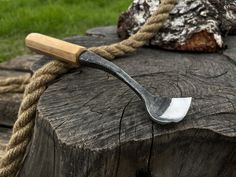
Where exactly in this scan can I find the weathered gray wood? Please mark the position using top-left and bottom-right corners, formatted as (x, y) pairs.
(0, 55), (41, 126)
(224, 36), (236, 62)
(0, 55), (41, 160)
(17, 27), (236, 177)
(0, 127), (11, 160)
(86, 26), (118, 38)
(0, 54), (42, 71)
(0, 92), (23, 127)
(0, 70), (30, 127)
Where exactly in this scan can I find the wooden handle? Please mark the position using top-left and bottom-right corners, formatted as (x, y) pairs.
(25, 33), (87, 65)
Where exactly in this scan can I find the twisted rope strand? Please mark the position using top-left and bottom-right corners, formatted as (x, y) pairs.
(89, 0), (176, 59)
(0, 76), (31, 93)
(0, 76), (30, 86)
(0, 0), (176, 176)
(0, 61), (70, 177)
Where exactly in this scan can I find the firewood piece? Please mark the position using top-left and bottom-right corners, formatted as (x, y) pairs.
(0, 70), (30, 126)
(0, 55), (40, 126)
(0, 54), (42, 71)
(117, 0), (236, 52)
(0, 127), (11, 160)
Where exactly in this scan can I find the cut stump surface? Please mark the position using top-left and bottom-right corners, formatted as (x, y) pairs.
(5, 26), (236, 177)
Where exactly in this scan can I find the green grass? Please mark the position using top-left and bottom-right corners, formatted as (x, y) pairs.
(0, 0), (131, 62)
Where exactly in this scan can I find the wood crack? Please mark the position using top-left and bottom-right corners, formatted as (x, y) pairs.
(86, 151), (90, 177)
(116, 98), (133, 177)
(53, 91), (105, 131)
(216, 145), (236, 177)
(222, 54), (236, 66)
(0, 124), (12, 129)
(189, 70), (228, 79)
(176, 77), (183, 97)
(147, 122), (154, 174)
(52, 131), (57, 177)
(177, 129), (200, 177)
(177, 165), (184, 177)
(0, 66), (33, 74)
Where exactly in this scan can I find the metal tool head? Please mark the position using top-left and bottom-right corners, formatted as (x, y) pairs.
(145, 97), (192, 124)
(79, 52), (193, 124)
(25, 33), (192, 125)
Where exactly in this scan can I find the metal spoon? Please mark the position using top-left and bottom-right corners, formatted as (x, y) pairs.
(25, 33), (192, 124)
(80, 52), (192, 124)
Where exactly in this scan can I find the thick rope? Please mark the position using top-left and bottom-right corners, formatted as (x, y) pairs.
(0, 76), (31, 94)
(0, 61), (70, 177)
(89, 0), (176, 59)
(0, 0), (176, 176)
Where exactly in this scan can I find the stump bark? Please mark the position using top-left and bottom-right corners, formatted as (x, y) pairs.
(5, 26), (236, 177)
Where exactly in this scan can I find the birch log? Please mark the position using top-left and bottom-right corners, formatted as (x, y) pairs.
(117, 0), (236, 52)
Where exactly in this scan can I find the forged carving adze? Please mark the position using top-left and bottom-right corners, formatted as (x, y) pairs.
(25, 33), (192, 124)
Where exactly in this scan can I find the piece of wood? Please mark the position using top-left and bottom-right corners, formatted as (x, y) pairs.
(0, 92), (23, 127)
(0, 55), (40, 126)
(224, 37), (236, 62)
(0, 70), (30, 127)
(26, 33), (87, 65)
(86, 26), (118, 38)
(0, 54), (40, 160)
(0, 54), (42, 71)
(17, 27), (236, 177)
(117, 0), (236, 52)
(0, 127), (11, 160)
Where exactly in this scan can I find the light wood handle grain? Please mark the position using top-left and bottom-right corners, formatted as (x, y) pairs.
(25, 33), (87, 65)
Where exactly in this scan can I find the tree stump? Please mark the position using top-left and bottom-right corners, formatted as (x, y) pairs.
(15, 26), (236, 177)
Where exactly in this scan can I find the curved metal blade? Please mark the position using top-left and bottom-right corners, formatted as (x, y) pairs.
(80, 51), (192, 125)
(159, 97), (192, 123)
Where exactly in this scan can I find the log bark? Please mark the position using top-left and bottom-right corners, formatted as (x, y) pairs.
(117, 0), (236, 52)
(15, 27), (236, 177)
